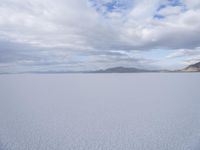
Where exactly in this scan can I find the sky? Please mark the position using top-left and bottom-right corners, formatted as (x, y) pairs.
(0, 0), (200, 73)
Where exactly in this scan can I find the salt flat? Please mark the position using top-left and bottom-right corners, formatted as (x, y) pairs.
(0, 73), (200, 150)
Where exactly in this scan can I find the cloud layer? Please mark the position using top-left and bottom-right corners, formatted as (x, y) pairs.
(0, 0), (200, 72)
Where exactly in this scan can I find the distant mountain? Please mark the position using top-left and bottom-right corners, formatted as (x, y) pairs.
(182, 62), (200, 72)
(89, 66), (159, 73)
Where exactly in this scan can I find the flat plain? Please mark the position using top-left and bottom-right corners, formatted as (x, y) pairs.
(0, 73), (200, 150)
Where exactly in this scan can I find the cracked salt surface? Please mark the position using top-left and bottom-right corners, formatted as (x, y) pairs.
(0, 73), (200, 150)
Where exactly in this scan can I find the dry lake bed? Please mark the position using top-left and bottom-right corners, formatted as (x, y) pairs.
(0, 73), (200, 150)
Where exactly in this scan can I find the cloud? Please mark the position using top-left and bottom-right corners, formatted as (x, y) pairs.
(167, 47), (200, 58)
(166, 47), (200, 66)
(0, 0), (200, 72)
(157, 6), (183, 17)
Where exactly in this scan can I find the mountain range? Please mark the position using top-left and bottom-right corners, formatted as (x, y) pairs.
(90, 62), (200, 73)
(1, 62), (200, 74)
(89, 66), (161, 73)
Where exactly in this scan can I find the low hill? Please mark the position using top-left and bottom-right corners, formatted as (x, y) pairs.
(90, 66), (158, 73)
(182, 62), (200, 72)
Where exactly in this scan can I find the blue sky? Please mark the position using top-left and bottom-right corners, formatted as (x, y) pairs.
(0, 0), (200, 73)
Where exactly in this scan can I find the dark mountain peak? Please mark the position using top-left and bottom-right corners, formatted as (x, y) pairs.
(183, 62), (200, 72)
(189, 62), (200, 68)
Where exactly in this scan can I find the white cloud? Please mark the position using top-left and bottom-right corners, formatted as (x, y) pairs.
(165, 47), (200, 68)
(0, 0), (200, 72)
(157, 6), (183, 16)
(167, 47), (200, 58)
(183, 0), (200, 9)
